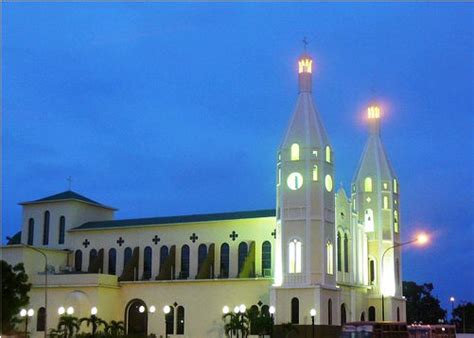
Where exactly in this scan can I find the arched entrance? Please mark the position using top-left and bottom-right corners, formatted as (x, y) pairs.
(125, 299), (148, 337)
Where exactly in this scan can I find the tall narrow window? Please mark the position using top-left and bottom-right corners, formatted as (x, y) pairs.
(325, 145), (331, 163)
(364, 177), (373, 192)
(262, 241), (272, 277)
(369, 258), (376, 284)
(108, 248), (116, 275)
(291, 143), (300, 161)
(58, 216), (66, 244)
(27, 218), (34, 245)
(143, 246), (152, 280)
(326, 241), (334, 275)
(397, 307), (400, 322)
(165, 306), (174, 334)
(37, 307), (46, 331)
(160, 246), (169, 269)
(368, 306), (376, 321)
(312, 165), (318, 181)
(124, 247), (132, 269)
(180, 245), (190, 279)
(238, 242), (248, 274)
(42, 211), (50, 245)
(393, 179), (398, 194)
(344, 234), (349, 273)
(220, 243), (229, 278)
(328, 299), (333, 325)
(198, 244), (207, 273)
(365, 209), (374, 232)
(277, 167), (281, 186)
(395, 259), (400, 286)
(74, 250), (83, 271)
(337, 232), (342, 272)
(89, 249), (98, 270)
(288, 239), (302, 273)
(394, 211), (399, 233)
(177, 306), (185, 334)
(291, 297), (299, 324)
(341, 304), (347, 325)
(383, 196), (389, 209)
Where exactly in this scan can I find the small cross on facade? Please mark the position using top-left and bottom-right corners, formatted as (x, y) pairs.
(229, 231), (238, 241)
(190, 233), (198, 243)
(116, 237), (125, 247)
(271, 229), (277, 239)
(152, 235), (161, 245)
(82, 239), (90, 248)
(67, 176), (73, 191)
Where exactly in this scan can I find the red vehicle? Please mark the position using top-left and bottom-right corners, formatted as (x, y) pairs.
(341, 322), (409, 338)
(407, 324), (456, 338)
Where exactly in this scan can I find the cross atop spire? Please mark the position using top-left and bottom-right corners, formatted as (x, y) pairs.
(302, 36), (308, 51)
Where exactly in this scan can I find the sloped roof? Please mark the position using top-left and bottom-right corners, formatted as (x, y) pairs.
(19, 191), (116, 211)
(7, 231), (21, 245)
(71, 209), (276, 231)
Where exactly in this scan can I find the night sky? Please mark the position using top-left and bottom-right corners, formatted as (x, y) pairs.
(3, 3), (473, 311)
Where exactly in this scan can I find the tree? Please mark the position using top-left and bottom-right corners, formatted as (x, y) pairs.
(222, 312), (249, 338)
(105, 320), (125, 337)
(1, 260), (32, 334)
(246, 306), (273, 337)
(403, 281), (446, 324)
(57, 315), (80, 338)
(453, 302), (474, 333)
(80, 315), (107, 337)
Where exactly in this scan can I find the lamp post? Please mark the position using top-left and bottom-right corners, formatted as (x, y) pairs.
(269, 306), (275, 338)
(381, 233), (429, 321)
(449, 297), (455, 324)
(222, 306), (232, 338)
(163, 305), (171, 338)
(239, 304), (246, 338)
(7, 238), (48, 338)
(20, 308), (34, 338)
(310, 309), (316, 338)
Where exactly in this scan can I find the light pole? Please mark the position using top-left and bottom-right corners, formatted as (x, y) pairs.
(449, 297), (455, 324)
(222, 306), (232, 338)
(7, 238), (48, 338)
(310, 309), (316, 338)
(381, 233), (429, 321)
(239, 304), (246, 338)
(20, 308), (34, 338)
(269, 306), (275, 338)
(163, 305), (171, 338)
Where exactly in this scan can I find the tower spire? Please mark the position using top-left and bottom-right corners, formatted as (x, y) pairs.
(298, 39), (312, 93)
(367, 104), (381, 135)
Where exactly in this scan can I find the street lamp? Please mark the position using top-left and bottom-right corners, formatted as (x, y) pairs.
(20, 308), (34, 338)
(58, 307), (65, 315)
(149, 305), (156, 313)
(7, 237), (48, 338)
(381, 233), (430, 321)
(91, 307), (98, 315)
(66, 306), (74, 315)
(450, 296), (455, 323)
(163, 305), (171, 338)
(222, 306), (229, 314)
(269, 306), (275, 338)
(239, 304), (246, 338)
(310, 309), (316, 338)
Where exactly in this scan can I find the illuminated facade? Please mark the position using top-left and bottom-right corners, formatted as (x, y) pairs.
(2, 52), (405, 338)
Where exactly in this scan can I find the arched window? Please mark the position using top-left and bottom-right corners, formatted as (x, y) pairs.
(397, 307), (400, 322)
(291, 297), (299, 324)
(89, 249), (98, 269)
(238, 242), (248, 274)
(261, 305), (270, 317)
(108, 248), (116, 275)
(396, 259), (400, 286)
(143, 246), (152, 280)
(165, 306), (174, 335)
(42, 211), (50, 245)
(74, 250), (83, 271)
(262, 241), (272, 276)
(337, 232), (342, 272)
(393, 179), (398, 194)
(368, 306), (376, 321)
(326, 241), (334, 275)
(160, 246), (169, 266)
(312, 165), (318, 181)
(328, 299), (333, 325)
(58, 216), (66, 244)
(360, 312), (365, 321)
(291, 143), (300, 161)
(37, 307), (46, 331)
(220, 243), (229, 278)
(341, 303), (347, 325)
(27, 218), (34, 245)
(198, 244), (207, 273)
(126, 299), (148, 336)
(344, 233), (349, 273)
(177, 306), (185, 334)
(364, 177), (373, 192)
(180, 245), (190, 279)
(369, 258), (376, 284)
(325, 145), (331, 163)
(288, 239), (302, 273)
(394, 210), (399, 233)
(124, 247), (132, 269)
(365, 209), (374, 232)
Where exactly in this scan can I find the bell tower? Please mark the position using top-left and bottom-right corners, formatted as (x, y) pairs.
(272, 51), (340, 326)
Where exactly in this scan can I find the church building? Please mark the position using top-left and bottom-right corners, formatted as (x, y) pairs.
(2, 51), (406, 338)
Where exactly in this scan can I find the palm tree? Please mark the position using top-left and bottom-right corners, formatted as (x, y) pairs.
(223, 312), (250, 338)
(57, 315), (80, 338)
(48, 328), (65, 338)
(105, 320), (125, 337)
(80, 315), (107, 338)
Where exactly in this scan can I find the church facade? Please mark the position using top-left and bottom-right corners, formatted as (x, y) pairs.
(2, 52), (406, 338)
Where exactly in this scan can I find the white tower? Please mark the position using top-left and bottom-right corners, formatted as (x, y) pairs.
(352, 105), (405, 321)
(271, 52), (340, 326)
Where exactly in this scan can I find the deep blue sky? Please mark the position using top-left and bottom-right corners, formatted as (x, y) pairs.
(3, 3), (473, 311)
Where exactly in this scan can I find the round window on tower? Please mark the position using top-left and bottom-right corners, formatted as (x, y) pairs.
(325, 175), (333, 192)
(287, 172), (303, 191)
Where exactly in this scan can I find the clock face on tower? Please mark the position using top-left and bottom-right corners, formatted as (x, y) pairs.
(287, 172), (303, 190)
